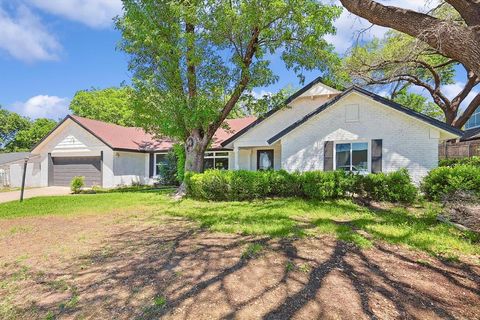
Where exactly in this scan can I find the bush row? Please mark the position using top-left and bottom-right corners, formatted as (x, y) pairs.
(421, 165), (480, 201)
(185, 169), (417, 204)
(438, 156), (480, 168)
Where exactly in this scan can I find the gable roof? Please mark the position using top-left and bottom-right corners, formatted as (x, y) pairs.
(267, 86), (463, 144)
(220, 76), (338, 147)
(32, 115), (256, 153)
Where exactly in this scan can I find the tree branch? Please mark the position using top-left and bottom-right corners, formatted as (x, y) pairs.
(339, 0), (480, 77)
(453, 93), (480, 128)
(445, 0), (480, 26)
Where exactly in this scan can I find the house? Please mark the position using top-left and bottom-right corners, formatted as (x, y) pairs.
(28, 115), (256, 188)
(25, 77), (462, 188)
(0, 152), (42, 188)
(220, 78), (462, 183)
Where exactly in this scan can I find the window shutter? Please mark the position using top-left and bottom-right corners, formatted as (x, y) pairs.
(371, 139), (382, 173)
(149, 153), (155, 177)
(324, 141), (334, 171)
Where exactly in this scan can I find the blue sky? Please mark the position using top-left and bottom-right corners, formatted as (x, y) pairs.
(0, 0), (476, 121)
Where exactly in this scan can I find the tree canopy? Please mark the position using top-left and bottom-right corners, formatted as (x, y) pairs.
(343, 29), (480, 127)
(0, 107), (56, 152)
(69, 87), (135, 127)
(116, 0), (342, 178)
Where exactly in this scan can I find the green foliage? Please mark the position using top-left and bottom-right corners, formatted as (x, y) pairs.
(392, 88), (444, 120)
(157, 151), (179, 186)
(439, 156), (480, 167)
(185, 169), (417, 204)
(173, 144), (186, 183)
(70, 176), (85, 194)
(116, 0), (341, 169)
(302, 170), (354, 200)
(421, 165), (480, 201)
(0, 107), (56, 152)
(241, 243), (264, 259)
(69, 87), (135, 126)
(355, 169), (418, 204)
(7, 118), (57, 151)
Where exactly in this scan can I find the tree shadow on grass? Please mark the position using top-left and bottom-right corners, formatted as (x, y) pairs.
(6, 214), (479, 319)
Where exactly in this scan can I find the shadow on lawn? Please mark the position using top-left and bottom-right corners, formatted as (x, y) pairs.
(11, 216), (479, 319)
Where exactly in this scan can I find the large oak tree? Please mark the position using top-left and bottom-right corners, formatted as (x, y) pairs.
(116, 0), (341, 182)
(339, 0), (480, 79)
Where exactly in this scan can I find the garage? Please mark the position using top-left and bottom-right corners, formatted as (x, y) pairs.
(51, 156), (102, 187)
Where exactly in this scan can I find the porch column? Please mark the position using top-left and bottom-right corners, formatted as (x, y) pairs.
(234, 146), (239, 170)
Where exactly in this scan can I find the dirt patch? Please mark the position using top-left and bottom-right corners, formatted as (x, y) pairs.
(443, 193), (480, 233)
(0, 212), (479, 319)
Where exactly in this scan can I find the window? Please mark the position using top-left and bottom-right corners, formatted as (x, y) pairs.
(204, 151), (230, 170)
(465, 107), (480, 129)
(155, 153), (168, 176)
(335, 142), (368, 173)
(257, 150), (274, 170)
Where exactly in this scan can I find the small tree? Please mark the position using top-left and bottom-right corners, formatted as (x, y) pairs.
(116, 0), (342, 188)
(69, 87), (135, 127)
(70, 176), (85, 194)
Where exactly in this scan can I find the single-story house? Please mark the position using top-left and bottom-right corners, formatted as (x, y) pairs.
(27, 115), (256, 188)
(21, 77), (462, 188)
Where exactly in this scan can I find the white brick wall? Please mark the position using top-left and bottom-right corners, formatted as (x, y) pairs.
(280, 92), (442, 183)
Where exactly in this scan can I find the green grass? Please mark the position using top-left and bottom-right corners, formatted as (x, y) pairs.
(0, 190), (478, 260)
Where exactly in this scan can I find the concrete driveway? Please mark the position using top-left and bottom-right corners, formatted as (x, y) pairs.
(0, 187), (71, 204)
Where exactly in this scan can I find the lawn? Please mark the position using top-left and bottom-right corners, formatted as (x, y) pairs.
(1, 189), (479, 319)
(1, 189), (478, 260)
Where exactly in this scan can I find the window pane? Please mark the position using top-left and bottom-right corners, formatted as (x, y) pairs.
(352, 143), (368, 172)
(156, 154), (168, 174)
(215, 158), (229, 170)
(204, 152), (214, 158)
(215, 152), (229, 157)
(335, 143), (351, 171)
(258, 150), (274, 170)
(204, 158), (214, 170)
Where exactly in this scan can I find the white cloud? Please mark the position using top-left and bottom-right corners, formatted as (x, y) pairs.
(0, 5), (61, 62)
(250, 90), (274, 99)
(28, 0), (122, 28)
(11, 95), (70, 120)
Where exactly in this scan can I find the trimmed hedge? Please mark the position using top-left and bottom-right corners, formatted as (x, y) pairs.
(185, 169), (417, 204)
(421, 165), (480, 201)
(439, 156), (480, 168)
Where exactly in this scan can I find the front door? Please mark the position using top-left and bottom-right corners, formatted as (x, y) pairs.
(257, 150), (274, 170)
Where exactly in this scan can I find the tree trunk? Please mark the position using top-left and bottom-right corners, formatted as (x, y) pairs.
(175, 132), (207, 198)
(339, 0), (480, 78)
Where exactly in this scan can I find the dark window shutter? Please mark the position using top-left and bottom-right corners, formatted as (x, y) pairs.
(324, 141), (334, 171)
(149, 153), (155, 177)
(371, 139), (382, 173)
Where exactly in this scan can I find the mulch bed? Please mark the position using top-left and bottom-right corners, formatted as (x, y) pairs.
(443, 193), (480, 233)
(0, 213), (479, 319)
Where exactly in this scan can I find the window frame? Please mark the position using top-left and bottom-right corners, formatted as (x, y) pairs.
(154, 152), (168, 177)
(256, 149), (274, 171)
(333, 140), (371, 173)
(204, 151), (230, 170)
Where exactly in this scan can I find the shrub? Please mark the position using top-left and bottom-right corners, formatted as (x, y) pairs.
(355, 169), (417, 203)
(173, 144), (186, 183)
(185, 169), (417, 204)
(439, 156), (480, 167)
(302, 170), (353, 200)
(421, 165), (480, 201)
(157, 151), (179, 186)
(70, 176), (84, 194)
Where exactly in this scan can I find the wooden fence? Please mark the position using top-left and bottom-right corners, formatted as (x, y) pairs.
(439, 140), (480, 159)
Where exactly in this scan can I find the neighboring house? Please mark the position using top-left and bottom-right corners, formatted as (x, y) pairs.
(0, 152), (42, 188)
(29, 115), (256, 188)
(24, 77), (462, 188)
(461, 107), (480, 141)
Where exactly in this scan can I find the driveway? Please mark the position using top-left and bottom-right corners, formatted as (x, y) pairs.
(0, 186), (71, 204)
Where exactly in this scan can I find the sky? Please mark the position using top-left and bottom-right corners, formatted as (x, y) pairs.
(0, 0), (477, 121)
